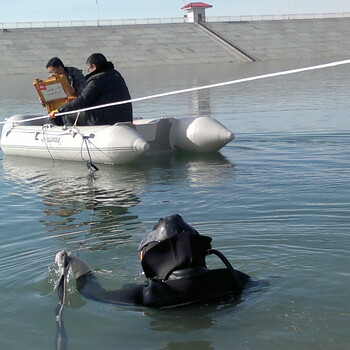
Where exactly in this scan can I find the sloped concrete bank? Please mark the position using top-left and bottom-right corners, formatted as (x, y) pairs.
(1, 18), (350, 75)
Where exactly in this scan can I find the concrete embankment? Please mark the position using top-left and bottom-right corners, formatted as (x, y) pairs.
(1, 17), (350, 75)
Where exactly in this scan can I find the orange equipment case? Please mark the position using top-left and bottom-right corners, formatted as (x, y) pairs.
(33, 74), (71, 113)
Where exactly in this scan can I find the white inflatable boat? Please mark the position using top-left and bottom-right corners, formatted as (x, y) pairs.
(0, 114), (234, 165)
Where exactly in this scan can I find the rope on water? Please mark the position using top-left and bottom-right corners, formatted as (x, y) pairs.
(2, 58), (350, 125)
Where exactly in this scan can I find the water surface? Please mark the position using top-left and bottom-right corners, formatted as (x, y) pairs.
(0, 58), (349, 350)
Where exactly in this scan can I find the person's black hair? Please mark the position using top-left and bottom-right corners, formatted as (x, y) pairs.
(86, 53), (114, 71)
(46, 57), (65, 69)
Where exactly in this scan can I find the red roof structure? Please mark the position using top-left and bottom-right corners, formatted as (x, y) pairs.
(181, 2), (213, 10)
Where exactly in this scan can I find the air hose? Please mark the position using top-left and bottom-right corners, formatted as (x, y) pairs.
(207, 249), (242, 291)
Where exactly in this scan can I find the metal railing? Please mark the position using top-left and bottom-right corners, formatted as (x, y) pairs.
(2, 12), (350, 30)
(218, 12), (350, 22)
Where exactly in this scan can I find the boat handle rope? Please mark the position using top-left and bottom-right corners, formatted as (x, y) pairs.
(82, 136), (99, 172)
(42, 124), (56, 162)
(72, 110), (99, 172)
(1, 58), (350, 126)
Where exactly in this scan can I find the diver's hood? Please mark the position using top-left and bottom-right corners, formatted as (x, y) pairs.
(139, 214), (212, 280)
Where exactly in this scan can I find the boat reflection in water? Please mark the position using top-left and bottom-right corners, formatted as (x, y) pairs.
(2, 155), (144, 251)
(2, 150), (234, 252)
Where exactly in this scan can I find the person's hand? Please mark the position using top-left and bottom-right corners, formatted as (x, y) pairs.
(49, 109), (59, 118)
(65, 96), (76, 102)
(55, 250), (91, 278)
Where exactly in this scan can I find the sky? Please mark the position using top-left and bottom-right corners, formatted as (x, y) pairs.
(2, 0), (350, 23)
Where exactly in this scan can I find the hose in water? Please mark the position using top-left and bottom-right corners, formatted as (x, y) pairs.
(208, 249), (242, 292)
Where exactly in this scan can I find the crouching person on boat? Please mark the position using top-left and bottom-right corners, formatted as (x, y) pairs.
(50, 53), (133, 126)
(55, 214), (250, 308)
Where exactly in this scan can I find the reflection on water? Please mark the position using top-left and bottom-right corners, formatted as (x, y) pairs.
(136, 151), (233, 188)
(1, 151), (234, 252)
(191, 86), (212, 118)
(163, 341), (214, 350)
(2, 156), (144, 251)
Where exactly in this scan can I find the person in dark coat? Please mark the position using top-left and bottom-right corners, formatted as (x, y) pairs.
(50, 53), (133, 126)
(55, 214), (251, 308)
(46, 57), (87, 96)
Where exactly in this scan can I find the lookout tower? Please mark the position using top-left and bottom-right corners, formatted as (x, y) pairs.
(181, 2), (213, 23)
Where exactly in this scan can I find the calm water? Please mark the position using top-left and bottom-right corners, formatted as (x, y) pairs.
(0, 59), (349, 350)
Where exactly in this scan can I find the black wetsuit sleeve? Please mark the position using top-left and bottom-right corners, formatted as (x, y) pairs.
(76, 273), (145, 306)
(75, 268), (251, 308)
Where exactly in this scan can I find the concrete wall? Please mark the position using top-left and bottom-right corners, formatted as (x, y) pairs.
(1, 18), (350, 75)
(207, 18), (350, 61)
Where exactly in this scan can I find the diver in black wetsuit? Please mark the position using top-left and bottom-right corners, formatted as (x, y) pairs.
(56, 214), (251, 308)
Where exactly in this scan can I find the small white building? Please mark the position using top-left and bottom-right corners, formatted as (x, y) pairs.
(181, 2), (213, 23)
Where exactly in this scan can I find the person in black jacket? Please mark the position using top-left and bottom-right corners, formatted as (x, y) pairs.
(55, 214), (251, 308)
(46, 57), (87, 97)
(50, 53), (133, 126)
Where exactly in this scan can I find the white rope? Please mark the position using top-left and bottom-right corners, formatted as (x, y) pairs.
(2, 58), (350, 125)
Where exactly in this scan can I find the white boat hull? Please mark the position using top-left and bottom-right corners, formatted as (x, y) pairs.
(1, 115), (234, 164)
(134, 116), (234, 153)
